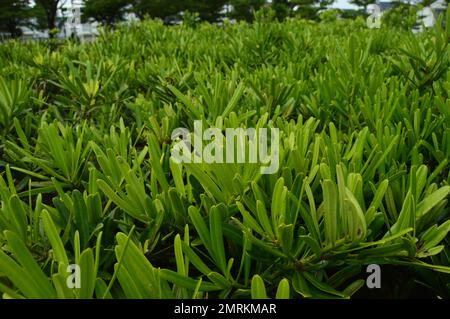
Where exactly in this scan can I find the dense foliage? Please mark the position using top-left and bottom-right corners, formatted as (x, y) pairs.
(1, 0), (359, 38)
(0, 12), (450, 299)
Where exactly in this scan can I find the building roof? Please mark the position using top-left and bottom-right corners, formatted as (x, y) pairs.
(430, 0), (447, 10)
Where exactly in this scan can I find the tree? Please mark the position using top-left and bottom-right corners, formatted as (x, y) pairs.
(132, 0), (185, 22)
(132, 0), (228, 23)
(291, 0), (334, 20)
(268, 0), (334, 20)
(350, 0), (376, 13)
(188, 0), (229, 23)
(229, 0), (267, 21)
(34, 0), (64, 37)
(319, 8), (342, 22)
(271, 0), (291, 20)
(82, 0), (132, 26)
(0, 0), (31, 38)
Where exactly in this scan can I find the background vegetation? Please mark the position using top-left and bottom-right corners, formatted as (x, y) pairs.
(2, 0), (448, 38)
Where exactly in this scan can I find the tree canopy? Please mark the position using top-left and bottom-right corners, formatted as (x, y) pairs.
(82, 0), (131, 26)
(0, 0), (31, 37)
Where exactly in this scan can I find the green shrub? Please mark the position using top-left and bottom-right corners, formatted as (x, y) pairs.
(0, 9), (450, 299)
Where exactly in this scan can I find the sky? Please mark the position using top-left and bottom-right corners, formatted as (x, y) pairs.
(330, 0), (360, 9)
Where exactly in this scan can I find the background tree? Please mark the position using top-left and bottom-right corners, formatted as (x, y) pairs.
(271, 0), (291, 20)
(82, 0), (132, 26)
(229, 0), (267, 22)
(350, 0), (376, 13)
(0, 0), (31, 38)
(291, 0), (334, 20)
(319, 8), (342, 21)
(132, 0), (229, 23)
(34, 0), (65, 37)
(132, 0), (185, 22)
(187, 0), (229, 23)
(269, 0), (334, 20)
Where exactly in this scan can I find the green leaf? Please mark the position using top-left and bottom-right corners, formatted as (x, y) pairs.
(237, 201), (266, 236)
(256, 200), (275, 238)
(174, 234), (186, 275)
(168, 85), (202, 118)
(278, 223), (294, 255)
(42, 210), (69, 266)
(180, 241), (213, 276)
(344, 188), (367, 241)
(222, 82), (245, 117)
(298, 235), (322, 257)
(79, 248), (96, 299)
(419, 220), (450, 254)
(96, 179), (148, 222)
(207, 272), (231, 289)
(292, 272), (312, 298)
(271, 177), (286, 232)
(387, 191), (415, 237)
(0, 249), (41, 299)
(184, 163), (228, 203)
(170, 158), (185, 197)
(251, 275), (268, 299)
(322, 180), (338, 246)
(275, 278), (290, 299)
(342, 279), (365, 297)
(148, 133), (169, 192)
(8, 195), (28, 243)
(303, 272), (347, 298)
(416, 186), (450, 218)
(210, 205), (227, 273)
(188, 206), (214, 258)
(160, 269), (220, 291)
(3, 231), (55, 298)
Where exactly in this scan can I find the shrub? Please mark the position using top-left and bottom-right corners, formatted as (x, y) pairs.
(0, 10), (449, 299)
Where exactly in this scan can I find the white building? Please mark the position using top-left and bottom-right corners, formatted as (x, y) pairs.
(417, 0), (447, 30)
(20, 0), (99, 40)
(366, 0), (447, 31)
(58, 0), (99, 39)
